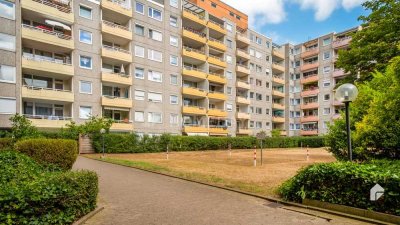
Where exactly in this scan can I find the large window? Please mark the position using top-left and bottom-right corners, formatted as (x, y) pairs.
(148, 112), (162, 123)
(170, 55), (178, 66)
(79, 5), (92, 19)
(170, 95), (178, 104)
(169, 35), (178, 47)
(148, 92), (162, 102)
(170, 114), (178, 124)
(148, 7), (162, 21)
(135, 45), (145, 57)
(135, 24), (144, 36)
(135, 111), (144, 122)
(79, 81), (92, 94)
(149, 29), (162, 41)
(79, 30), (92, 44)
(170, 0), (178, 8)
(0, 0), (15, 20)
(0, 65), (16, 83)
(148, 49), (162, 62)
(135, 2), (144, 14)
(0, 33), (15, 51)
(134, 90), (145, 100)
(0, 98), (16, 114)
(169, 16), (177, 27)
(135, 67), (144, 79)
(148, 70), (162, 82)
(79, 106), (92, 119)
(170, 74), (178, 85)
(79, 55), (92, 69)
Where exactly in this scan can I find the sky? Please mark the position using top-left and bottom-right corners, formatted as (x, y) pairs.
(221, 0), (369, 45)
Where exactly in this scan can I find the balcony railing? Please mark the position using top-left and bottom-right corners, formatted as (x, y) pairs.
(184, 66), (205, 73)
(105, 0), (131, 9)
(103, 95), (129, 99)
(208, 54), (224, 62)
(183, 26), (206, 38)
(208, 19), (224, 29)
(183, 8), (205, 20)
(24, 114), (72, 120)
(32, 0), (71, 13)
(102, 45), (130, 54)
(24, 85), (71, 93)
(209, 37), (223, 44)
(102, 20), (130, 31)
(183, 46), (205, 55)
(22, 52), (72, 65)
(22, 24), (72, 40)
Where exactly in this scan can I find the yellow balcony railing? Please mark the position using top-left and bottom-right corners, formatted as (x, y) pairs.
(182, 106), (207, 115)
(237, 129), (251, 135)
(272, 63), (285, 73)
(236, 80), (250, 89)
(21, 0), (73, 24)
(300, 130), (318, 136)
(272, 103), (285, 110)
(301, 116), (319, 123)
(183, 125), (208, 133)
(272, 90), (285, 98)
(272, 76), (285, 85)
(182, 67), (207, 80)
(236, 49), (250, 60)
(272, 49), (285, 60)
(183, 9), (206, 26)
(182, 27), (206, 44)
(207, 20), (227, 35)
(101, 96), (132, 108)
(101, 0), (132, 17)
(22, 86), (74, 102)
(208, 38), (226, 52)
(236, 96), (250, 105)
(208, 91), (227, 101)
(182, 47), (207, 62)
(301, 62), (319, 72)
(207, 56), (227, 68)
(207, 73), (226, 84)
(300, 75), (319, 84)
(236, 112), (250, 120)
(110, 121), (134, 131)
(209, 127), (228, 135)
(182, 87), (207, 98)
(26, 115), (72, 128)
(102, 45), (132, 63)
(208, 109), (227, 118)
(21, 24), (74, 49)
(300, 102), (319, 110)
(236, 33), (250, 45)
(101, 72), (132, 86)
(301, 48), (319, 58)
(272, 117), (285, 123)
(22, 54), (73, 77)
(236, 64), (250, 75)
(102, 20), (132, 40)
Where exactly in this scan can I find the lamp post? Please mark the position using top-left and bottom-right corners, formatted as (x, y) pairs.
(100, 128), (106, 158)
(334, 83), (358, 161)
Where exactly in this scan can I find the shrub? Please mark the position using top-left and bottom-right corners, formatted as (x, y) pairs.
(0, 151), (98, 224)
(15, 139), (78, 170)
(9, 114), (40, 140)
(278, 160), (400, 216)
(0, 138), (13, 150)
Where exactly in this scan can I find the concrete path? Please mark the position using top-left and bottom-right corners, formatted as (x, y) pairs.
(73, 157), (371, 225)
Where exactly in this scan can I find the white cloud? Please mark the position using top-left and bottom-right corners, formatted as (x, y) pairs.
(342, 0), (366, 10)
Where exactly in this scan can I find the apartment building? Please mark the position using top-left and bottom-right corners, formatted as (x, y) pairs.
(0, 0), (356, 137)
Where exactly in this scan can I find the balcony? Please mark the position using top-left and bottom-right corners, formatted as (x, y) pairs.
(101, 0), (132, 18)
(301, 48), (319, 58)
(182, 87), (207, 98)
(182, 67), (207, 80)
(272, 117), (285, 123)
(237, 129), (251, 135)
(280, 130), (287, 136)
(26, 115), (72, 128)
(208, 91), (227, 101)
(272, 76), (285, 85)
(183, 9), (206, 26)
(301, 130), (318, 136)
(236, 33), (250, 46)
(102, 45), (132, 63)
(272, 103), (285, 110)
(272, 90), (285, 98)
(301, 116), (318, 123)
(207, 20), (227, 35)
(301, 62), (319, 72)
(236, 80), (250, 90)
(236, 49), (250, 60)
(333, 69), (346, 77)
(301, 88), (319, 97)
(182, 47), (207, 62)
(22, 54), (73, 77)
(21, 0), (73, 24)
(110, 121), (133, 131)
(207, 56), (227, 68)
(236, 96), (250, 105)
(236, 112), (250, 120)
(182, 27), (207, 44)
(333, 37), (351, 49)
(300, 75), (319, 84)
(183, 125), (208, 133)
(272, 49), (285, 60)
(101, 96), (132, 108)
(101, 72), (132, 86)
(21, 24), (74, 49)
(101, 20), (132, 41)
(300, 102), (319, 110)
(272, 63), (285, 73)
(208, 109), (227, 118)
(208, 38), (226, 52)
(22, 86), (74, 102)
(209, 127), (228, 135)
(236, 65), (250, 76)
(207, 73), (226, 84)
(182, 106), (207, 115)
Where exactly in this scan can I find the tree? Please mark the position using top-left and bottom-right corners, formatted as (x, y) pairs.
(337, 0), (400, 82)
(10, 114), (40, 139)
(60, 116), (113, 140)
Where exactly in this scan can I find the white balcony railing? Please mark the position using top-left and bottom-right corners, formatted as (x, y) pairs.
(22, 24), (72, 40)
(23, 53), (72, 65)
(24, 114), (72, 120)
(102, 45), (131, 54)
(32, 0), (72, 13)
(102, 20), (130, 31)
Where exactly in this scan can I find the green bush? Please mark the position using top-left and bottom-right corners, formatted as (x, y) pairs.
(0, 138), (13, 150)
(0, 151), (98, 224)
(92, 134), (325, 153)
(279, 160), (400, 216)
(15, 139), (78, 170)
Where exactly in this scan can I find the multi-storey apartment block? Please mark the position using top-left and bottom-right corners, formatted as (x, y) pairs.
(0, 0), (357, 137)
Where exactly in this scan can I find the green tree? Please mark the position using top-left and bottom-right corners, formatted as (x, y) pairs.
(337, 0), (400, 82)
(60, 116), (113, 140)
(10, 114), (40, 139)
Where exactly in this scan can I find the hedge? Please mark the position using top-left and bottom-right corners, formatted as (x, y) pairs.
(92, 133), (325, 153)
(15, 139), (78, 170)
(0, 138), (13, 150)
(278, 160), (400, 216)
(0, 151), (98, 224)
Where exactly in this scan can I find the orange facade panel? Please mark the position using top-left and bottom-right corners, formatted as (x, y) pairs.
(188, 0), (248, 30)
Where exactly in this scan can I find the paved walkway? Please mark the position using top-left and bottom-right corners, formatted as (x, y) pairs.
(73, 157), (371, 225)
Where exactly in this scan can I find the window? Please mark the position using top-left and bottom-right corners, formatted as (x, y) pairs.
(227, 87), (232, 95)
(324, 94), (330, 101)
(323, 108), (331, 115)
(170, 114), (178, 124)
(0, 98), (16, 114)
(256, 108), (262, 114)
(169, 16), (177, 27)
(135, 67), (144, 79)
(265, 95), (270, 102)
(79, 55), (92, 69)
(265, 122), (270, 129)
(170, 95), (178, 104)
(256, 122), (262, 129)
(170, 36), (178, 47)
(135, 90), (145, 100)
(170, 0), (178, 8)
(323, 121), (329, 129)
(170, 55), (178, 66)
(79, 106), (92, 119)
(135, 45), (145, 57)
(323, 80), (331, 87)
(255, 51), (262, 59)
(265, 82), (270, 88)
(226, 119), (232, 127)
(79, 30), (92, 44)
(323, 51), (331, 60)
(226, 39), (232, 48)
(266, 109), (270, 115)
(135, 111), (144, 122)
(135, 24), (144, 36)
(226, 71), (232, 79)
(256, 93), (262, 101)
(170, 74), (178, 85)
(148, 7), (162, 21)
(148, 70), (162, 82)
(79, 5), (92, 19)
(323, 37), (331, 46)
(135, 2), (144, 14)
(256, 65), (262, 73)
(148, 112), (162, 123)
(323, 66), (331, 74)
(79, 81), (92, 94)
(266, 41), (270, 48)
(0, 0), (15, 20)
(256, 36), (262, 45)
(148, 92), (162, 102)
(226, 23), (233, 32)
(0, 33), (15, 51)
(149, 29), (162, 41)
(226, 55), (232, 64)
(148, 49), (163, 62)
(211, 2), (216, 7)
(249, 121), (254, 128)
(0, 65), (16, 83)
(249, 48), (255, 56)
(226, 103), (233, 111)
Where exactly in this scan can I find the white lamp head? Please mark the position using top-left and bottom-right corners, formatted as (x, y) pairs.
(335, 83), (359, 103)
(100, 128), (106, 134)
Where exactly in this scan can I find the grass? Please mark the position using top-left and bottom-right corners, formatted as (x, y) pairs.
(86, 148), (335, 197)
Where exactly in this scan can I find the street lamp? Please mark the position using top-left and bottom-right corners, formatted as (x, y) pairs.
(335, 83), (358, 161)
(100, 128), (106, 158)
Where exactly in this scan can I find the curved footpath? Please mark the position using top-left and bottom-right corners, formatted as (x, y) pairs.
(73, 157), (372, 225)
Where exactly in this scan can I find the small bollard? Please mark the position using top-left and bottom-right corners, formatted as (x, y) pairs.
(166, 144), (169, 160)
(306, 145), (309, 161)
(253, 147), (257, 167)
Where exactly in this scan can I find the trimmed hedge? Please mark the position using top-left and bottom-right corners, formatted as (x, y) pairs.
(92, 133), (325, 153)
(0, 151), (98, 224)
(279, 160), (400, 216)
(15, 139), (78, 170)
(0, 138), (13, 150)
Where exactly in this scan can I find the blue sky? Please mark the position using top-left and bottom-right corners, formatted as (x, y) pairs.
(222, 0), (369, 45)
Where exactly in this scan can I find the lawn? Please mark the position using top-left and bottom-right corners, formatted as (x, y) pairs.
(85, 148), (335, 197)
